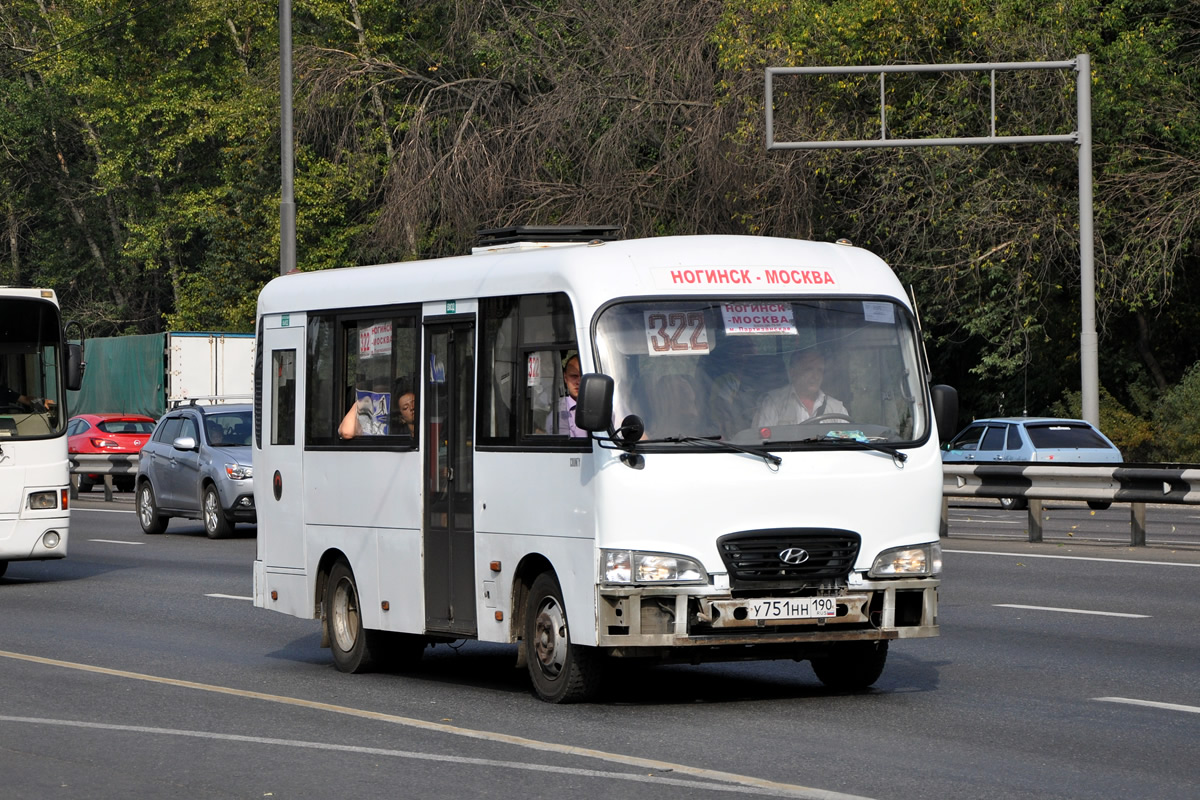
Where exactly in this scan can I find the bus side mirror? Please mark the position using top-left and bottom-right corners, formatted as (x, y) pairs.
(931, 384), (958, 442)
(67, 343), (85, 392)
(575, 373), (614, 433)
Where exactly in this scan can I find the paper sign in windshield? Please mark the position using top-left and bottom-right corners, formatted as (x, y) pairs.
(720, 302), (797, 336)
(644, 310), (710, 357)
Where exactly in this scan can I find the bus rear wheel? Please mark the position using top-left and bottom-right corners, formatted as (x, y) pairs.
(524, 572), (603, 703)
(325, 560), (384, 673)
(810, 640), (889, 691)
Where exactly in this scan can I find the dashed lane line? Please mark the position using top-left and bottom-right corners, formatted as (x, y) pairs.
(944, 549), (1200, 567)
(1094, 697), (1200, 715)
(994, 604), (1149, 618)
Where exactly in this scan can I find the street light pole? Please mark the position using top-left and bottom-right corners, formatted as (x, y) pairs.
(279, 0), (295, 276)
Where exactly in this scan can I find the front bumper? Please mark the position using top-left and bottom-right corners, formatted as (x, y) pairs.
(596, 577), (938, 656)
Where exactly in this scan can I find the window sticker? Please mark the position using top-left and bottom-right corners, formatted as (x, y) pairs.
(526, 352), (542, 386)
(359, 321), (392, 358)
(644, 311), (710, 357)
(862, 302), (895, 324)
(719, 302), (797, 336)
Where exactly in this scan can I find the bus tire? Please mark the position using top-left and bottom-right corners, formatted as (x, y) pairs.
(811, 640), (889, 691)
(524, 572), (603, 703)
(0, 561), (7, 579)
(137, 482), (167, 535)
(325, 560), (381, 673)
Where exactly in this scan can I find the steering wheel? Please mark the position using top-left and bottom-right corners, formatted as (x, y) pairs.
(804, 413), (854, 424)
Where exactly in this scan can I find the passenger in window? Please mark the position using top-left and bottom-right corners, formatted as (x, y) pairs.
(397, 392), (416, 437)
(752, 348), (848, 428)
(544, 354), (586, 438)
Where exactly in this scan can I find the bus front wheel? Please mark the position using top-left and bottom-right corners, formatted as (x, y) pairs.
(524, 572), (603, 703)
(810, 640), (889, 691)
(325, 561), (381, 673)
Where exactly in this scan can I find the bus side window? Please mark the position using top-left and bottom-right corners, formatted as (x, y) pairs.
(477, 292), (581, 447)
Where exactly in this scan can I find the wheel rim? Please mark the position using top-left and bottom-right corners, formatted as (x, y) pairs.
(203, 490), (220, 533)
(533, 595), (568, 680)
(331, 577), (360, 652)
(138, 487), (154, 526)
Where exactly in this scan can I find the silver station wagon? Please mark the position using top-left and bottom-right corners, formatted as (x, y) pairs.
(941, 416), (1122, 510)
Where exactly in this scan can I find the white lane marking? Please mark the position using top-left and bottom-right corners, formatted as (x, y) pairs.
(71, 506), (135, 514)
(1094, 697), (1200, 715)
(994, 604), (1149, 618)
(88, 539), (144, 545)
(205, 593), (252, 601)
(944, 549), (1200, 568)
(0, 650), (872, 800)
(0, 715), (791, 796)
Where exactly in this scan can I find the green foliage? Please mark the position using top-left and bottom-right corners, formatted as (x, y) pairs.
(1147, 362), (1200, 464)
(2, 0), (1200, 460)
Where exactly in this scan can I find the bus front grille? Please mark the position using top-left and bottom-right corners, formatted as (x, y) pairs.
(717, 529), (861, 588)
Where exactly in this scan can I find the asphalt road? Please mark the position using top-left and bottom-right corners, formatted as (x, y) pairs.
(1, 495), (1198, 799)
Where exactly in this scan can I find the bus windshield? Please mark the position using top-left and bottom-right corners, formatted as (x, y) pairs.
(0, 298), (66, 438)
(593, 298), (929, 446)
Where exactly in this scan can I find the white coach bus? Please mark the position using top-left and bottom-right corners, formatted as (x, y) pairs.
(252, 229), (957, 702)
(1, 288), (84, 579)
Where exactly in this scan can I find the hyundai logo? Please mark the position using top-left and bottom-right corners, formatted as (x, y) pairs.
(778, 547), (810, 565)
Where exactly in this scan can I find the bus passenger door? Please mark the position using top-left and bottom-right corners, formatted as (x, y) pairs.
(423, 318), (476, 636)
(258, 317), (305, 570)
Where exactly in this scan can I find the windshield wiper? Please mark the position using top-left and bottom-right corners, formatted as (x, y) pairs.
(642, 434), (782, 468)
(797, 435), (908, 463)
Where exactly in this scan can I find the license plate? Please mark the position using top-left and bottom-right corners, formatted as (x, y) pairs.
(745, 596), (837, 620)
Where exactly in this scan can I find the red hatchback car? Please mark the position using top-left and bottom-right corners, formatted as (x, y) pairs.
(67, 413), (158, 492)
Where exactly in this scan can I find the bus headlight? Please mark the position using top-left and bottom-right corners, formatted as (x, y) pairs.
(602, 550), (707, 585)
(869, 542), (942, 577)
(28, 491), (58, 510)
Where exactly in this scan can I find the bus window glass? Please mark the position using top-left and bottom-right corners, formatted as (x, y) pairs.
(478, 297), (518, 440)
(271, 349), (296, 446)
(306, 310), (418, 445)
(477, 292), (581, 446)
(0, 298), (66, 437)
(593, 298), (928, 445)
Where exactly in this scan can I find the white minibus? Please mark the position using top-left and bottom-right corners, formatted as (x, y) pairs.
(253, 230), (957, 702)
(1, 288), (84, 578)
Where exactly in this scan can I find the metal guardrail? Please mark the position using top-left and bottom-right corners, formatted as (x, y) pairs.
(69, 453), (139, 502)
(942, 462), (1200, 546)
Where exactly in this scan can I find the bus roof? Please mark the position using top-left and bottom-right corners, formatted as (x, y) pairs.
(0, 287), (60, 305)
(256, 235), (909, 318)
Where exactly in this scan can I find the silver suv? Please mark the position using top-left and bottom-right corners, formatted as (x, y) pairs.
(135, 402), (255, 538)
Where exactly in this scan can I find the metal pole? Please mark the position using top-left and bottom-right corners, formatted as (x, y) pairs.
(279, 0), (296, 276)
(1077, 54), (1098, 425)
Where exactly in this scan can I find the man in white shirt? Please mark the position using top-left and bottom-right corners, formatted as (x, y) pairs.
(752, 348), (847, 429)
(545, 355), (586, 437)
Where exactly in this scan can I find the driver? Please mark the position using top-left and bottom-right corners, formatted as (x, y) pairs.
(752, 347), (847, 428)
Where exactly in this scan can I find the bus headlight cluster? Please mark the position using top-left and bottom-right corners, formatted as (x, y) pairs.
(869, 542), (942, 577)
(225, 463), (253, 480)
(28, 491), (58, 510)
(602, 550), (707, 585)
